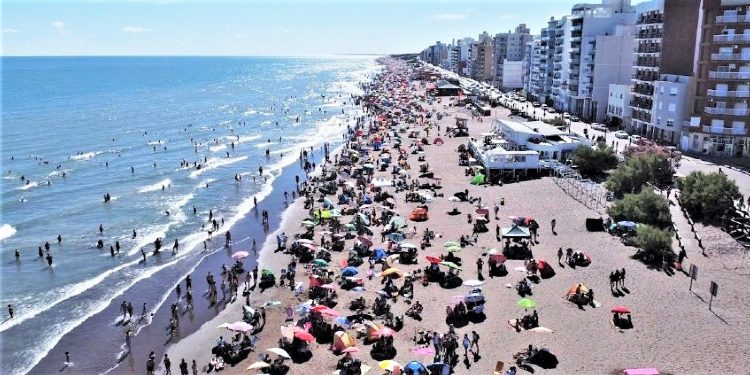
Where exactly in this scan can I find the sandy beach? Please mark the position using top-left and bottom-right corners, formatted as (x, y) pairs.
(164, 58), (750, 375)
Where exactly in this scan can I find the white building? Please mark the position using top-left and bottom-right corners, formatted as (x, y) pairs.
(587, 25), (636, 122)
(607, 84), (632, 125)
(491, 119), (592, 160)
(650, 74), (693, 144)
(493, 24), (533, 89)
(501, 60), (525, 91)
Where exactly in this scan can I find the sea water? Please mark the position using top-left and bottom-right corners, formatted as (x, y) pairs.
(0, 56), (379, 374)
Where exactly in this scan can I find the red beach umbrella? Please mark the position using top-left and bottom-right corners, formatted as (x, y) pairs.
(425, 255), (441, 264)
(294, 331), (315, 343)
(611, 306), (631, 314)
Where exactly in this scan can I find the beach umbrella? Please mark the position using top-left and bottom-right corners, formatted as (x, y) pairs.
(388, 216), (407, 229)
(530, 327), (555, 333)
(611, 306), (631, 314)
(399, 242), (417, 249)
(266, 347), (291, 359)
(463, 279), (484, 287)
(261, 269), (274, 277)
(226, 321), (254, 333)
(319, 283), (336, 290)
(247, 361), (270, 370)
(217, 322), (231, 329)
(345, 223), (357, 231)
(231, 251), (249, 261)
(312, 258), (329, 267)
(321, 308), (341, 318)
(465, 293), (484, 303)
(425, 255), (441, 264)
(490, 253), (507, 264)
(294, 331), (315, 343)
(341, 266), (359, 276)
(281, 325), (304, 340)
(363, 163), (375, 169)
(387, 232), (405, 243)
(377, 327), (396, 338)
(443, 241), (460, 248)
(311, 305), (329, 312)
(405, 360), (429, 374)
(439, 261), (462, 271)
(379, 360), (401, 372)
(323, 197), (334, 209)
(411, 346), (435, 357)
(475, 208), (489, 216)
(341, 346), (360, 354)
(617, 221), (637, 228)
(295, 239), (314, 244)
(380, 267), (404, 277)
(301, 220), (316, 227)
(470, 173), (485, 185)
(447, 196), (460, 202)
(334, 316), (351, 327)
(517, 298), (537, 309)
(445, 245), (462, 253)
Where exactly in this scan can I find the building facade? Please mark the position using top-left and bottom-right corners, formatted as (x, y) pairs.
(493, 24), (533, 90)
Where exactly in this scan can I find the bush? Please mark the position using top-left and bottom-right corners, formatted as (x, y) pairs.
(621, 139), (670, 159)
(677, 171), (742, 224)
(570, 143), (618, 178)
(608, 190), (671, 229)
(605, 154), (674, 198)
(544, 116), (566, 127)
(632, 224), (674, 266)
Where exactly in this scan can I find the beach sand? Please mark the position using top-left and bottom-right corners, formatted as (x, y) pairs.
(165, 61), (750, 375)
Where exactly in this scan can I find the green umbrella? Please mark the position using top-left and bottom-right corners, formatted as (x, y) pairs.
(345, 223), (357, 231)
(443, 241), (460, 248)
(439, 261), (462, 271)
(261, 269), (275, 277)
(470, 173), (486, 185)
(313, 259), (329, 266)
(445, 245), (462, 253)
(517, 298), (537, 309)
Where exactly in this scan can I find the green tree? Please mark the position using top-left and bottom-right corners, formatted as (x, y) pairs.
(632, 224), (674, 266)
(608, 190), (671, 229)
(570, 143), (618, 178)
(677, 171), (742, 224)
(605, 154), (674, 198)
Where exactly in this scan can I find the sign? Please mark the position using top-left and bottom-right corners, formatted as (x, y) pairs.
(689, 264), (698, 280)
(710, 281), (718, 296)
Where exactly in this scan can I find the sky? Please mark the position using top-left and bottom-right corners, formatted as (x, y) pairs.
(3, 0), (624, 56)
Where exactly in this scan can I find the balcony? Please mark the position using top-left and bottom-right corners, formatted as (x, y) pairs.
(704, 107), (750, 116)
(715, 14), (749, 23)
(637, 13), (664, 25)
(711, 53), (750, 61)
(707, 89), (750, 98)
(702, 125), (747, 135)
(713, 34), (750, 43)
(709, 70), (750, 79)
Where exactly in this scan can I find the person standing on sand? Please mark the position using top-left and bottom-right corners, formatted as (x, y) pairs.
(191, 360), (198, 375)
(185, 275), (192, 292)
(551, 218), (556, 233)
(557, 247), (563, 264)
(476, 258), (484, 280)
(471, 330), (480, 353)
(179, 359), (188, 375)
(462, 334), (470, 356)
(164, 353), (172, 375)
(64, 351), (71, 366)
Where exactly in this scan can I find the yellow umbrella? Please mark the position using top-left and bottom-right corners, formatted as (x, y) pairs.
(247, 361), (270, 370)
(379, 360), (401, 371)
(380, 267), (404, 277)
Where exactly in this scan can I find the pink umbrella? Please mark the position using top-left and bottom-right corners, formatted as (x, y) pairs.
(411, 346), (435, 356)
(226, 321), (254, 333)
(341, 347), (360, 354)
(377, 327), (396, 338)
(294, 331), (315, 343)
(231, 251), (250, 261)
(320, 308), (341, 318)
(319, 283), (336, 290)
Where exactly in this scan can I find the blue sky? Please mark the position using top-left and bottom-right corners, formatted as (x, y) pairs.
(4, 0), (598, 56)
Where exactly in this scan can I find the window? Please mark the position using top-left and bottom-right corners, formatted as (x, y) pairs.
(669, 87), (678, 96)
(658, 101), (663, 110)
(667, 120), (674, 127)
(668, 103), (676, 112)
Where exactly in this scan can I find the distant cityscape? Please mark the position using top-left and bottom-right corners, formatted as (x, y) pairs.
(418, 0), (750, 158)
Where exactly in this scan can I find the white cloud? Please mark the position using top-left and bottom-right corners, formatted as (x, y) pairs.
(52, 21), (66, 31)
(2, 28), (20, 34)
(122, 26), (152, 34)
(431, 13), (467, 21)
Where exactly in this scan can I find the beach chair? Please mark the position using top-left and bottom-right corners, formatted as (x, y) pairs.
(493, 361), (504, 375)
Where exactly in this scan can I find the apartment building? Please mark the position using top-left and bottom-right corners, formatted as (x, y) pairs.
(472, 37), (495, 82)
(527, 18), (558, 105)
(629, 0), (702, 144)
(683, 0), (750, 157)
(493, 24), (533, 90)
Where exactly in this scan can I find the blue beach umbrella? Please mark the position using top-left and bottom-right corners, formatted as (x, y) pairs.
(404, 361), (428, 374)
(341, 266), (359, 277)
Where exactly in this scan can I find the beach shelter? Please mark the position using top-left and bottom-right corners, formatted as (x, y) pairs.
(536, 259), (556, 279)
(501, 225), (531, 238)
(379, 360), (402, 372)
(440, 261), (462, 271)
(566, 283), (589, 297)
(388, 216), (407, 229)
(341, 266), (359, 277)
(231, 251), (249, 261)
(332, 331), (357, 351)
(323, 197), (334, 209)
(247, 361), (271, 370)
(388, 232), (406, 243)
(470, 173), (486, 185)
(267, 347), (291, 359)
(408, 207), (429, 222)
(433, 138), (444, 146)
(404, 361), (429, 374)
(372, 248), (387, 261)
(517, 298), (537, 309)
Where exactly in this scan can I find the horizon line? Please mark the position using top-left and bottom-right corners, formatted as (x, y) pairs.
(0, 53), (403, 58)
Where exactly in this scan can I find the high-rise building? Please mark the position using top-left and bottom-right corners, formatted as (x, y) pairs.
(528, 18), (559, 105)
(493, 24), (533, 90)
(472, 37), (495, 82)
(628, 0), (701, 144)
(683, 0), (750, 157)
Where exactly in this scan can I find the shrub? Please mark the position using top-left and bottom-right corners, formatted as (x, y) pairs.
(544, 116), (566, 127)
(608, 190), (671, 229)
(570, 143), (618, 178)
(677, 171), (742, 224)
(605, 154), (674, 198)
(621, 139), (671, 159)
(632, 224), (674, 266)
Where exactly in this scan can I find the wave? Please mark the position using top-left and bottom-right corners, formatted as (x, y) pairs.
(242, 109), (257, 116)
(209, 144), (227, 153)
(137, 178), (171, 193)
(197, 178), (216, 188)
(15, 182), (38, 191)
(188, 155), (247, 179)
(69, 151), (102, 161)
(0, 224), (17, 241)
(254, 142), (277, 148)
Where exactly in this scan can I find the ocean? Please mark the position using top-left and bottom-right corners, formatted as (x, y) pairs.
(0, 56), (379, 374)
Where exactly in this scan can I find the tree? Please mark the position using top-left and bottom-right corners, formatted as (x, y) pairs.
(544, 116), (566, 127)
(677, 171), (742, 224)
(621, 139), (670, 159)
(608, 190), (671, 229)
(570, 143), (618, 178)
(632, 224), (674, 266)
(605, 154), (674, 198)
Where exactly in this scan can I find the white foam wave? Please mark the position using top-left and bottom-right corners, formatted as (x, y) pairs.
(209, 144), (227, 152)
(137, 178), (171, 193)
(242, 109), (257, 116)
(188, 156), (248, 179)
(254, 142), (277, 148)
(69, 151), (102, 161)
(15, 182), (38, 191)
(0, 224), (17, 241)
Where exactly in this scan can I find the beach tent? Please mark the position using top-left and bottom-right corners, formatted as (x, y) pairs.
(332, 331), (357, 351)
(536, 259), (556, 279)
(409, 207), (429, 222)
(566, 283), (589, 297)
(372, 248), (387, 261)
(388, 216), (407, 229)
(323, 197), (334, 209)
(433, 137), (444, 146)
(501, 225), (531, 238)
(388, 232), (406, 243)
(470, 173), (486, 185)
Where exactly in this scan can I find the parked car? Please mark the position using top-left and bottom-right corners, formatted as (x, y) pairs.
(571, 115), (580, 122)
(630, 135), (643, 143)
(563, 112), (571, 119)
(533, 102), (542, 108)
(591, 123), (607, 131)
(548, 107), (556, 113)
(614, 131), (629, 139)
